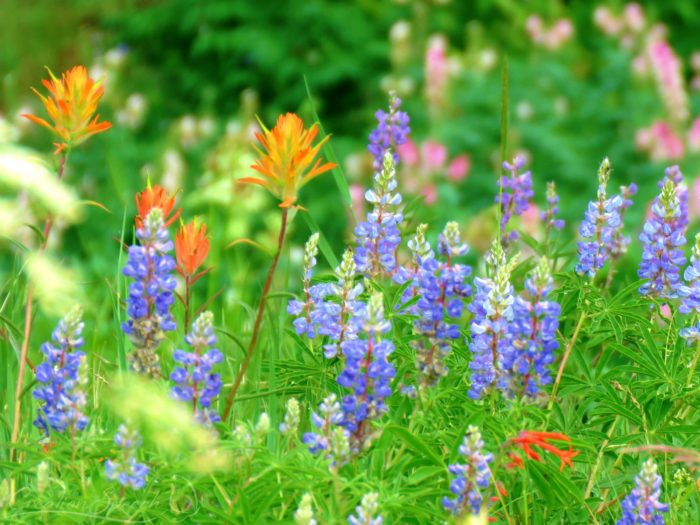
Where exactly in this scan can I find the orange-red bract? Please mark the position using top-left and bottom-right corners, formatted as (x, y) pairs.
(134, 184), (181, 229)
(23, 66), (111, 154)
(510, 431), (579, 471)
(240, 113), (336, 208)
(175, 219), (210, 278)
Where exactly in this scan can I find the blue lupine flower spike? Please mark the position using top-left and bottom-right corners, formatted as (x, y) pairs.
(443, 425), (494, 518)
(122, 207), (177, 378)
(105, 425), (150, 490)
(616, 459), (669, 525)
(507, 257), (560, 397)
(368, 91), (410, 172)
(33, 306), (89, 437)
(576, 158), (624, 278)
(638, 170), (687, 299)
(498, 155), (534, 246)
(170, 311), (223, 427)
(348, 492), (383, 525)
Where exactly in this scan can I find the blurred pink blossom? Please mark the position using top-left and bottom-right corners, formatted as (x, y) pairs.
(647, 39), (689, 123)
(422, 184), (438, 205)
(623, 3), (645, 33)
(688, 118), (700, 152)
(425, 35), (449, 112)
(397, 140), (419, 167)
(526, 15), (574, 50)
(422, 140), (447, 170)
(689, 177), (700, 220)
(636, 121), (685, 160)
(593, 7), (622, 36)
(447, 155), (470, 181)
(521, 203), (541, 236)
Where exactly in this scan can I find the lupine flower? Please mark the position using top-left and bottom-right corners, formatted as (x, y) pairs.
(355, 152), (404, 277)
(348, 492), (383, 525)
(279, 397), (300, 438)
(425, 35), (449, 113)
(576, 158), (624, 278)
(122, 208), (177, 378)
(611, 183), (638, 259)
(175, 219), (210, 279)
(33, 306), (89, 436)
(662, 165), (688, 231)
(22, 66), (111, 154)
(443, 426), (493, 518)
(239, 113), (336, 208)
(368, 92), (410, 172)
(408, 222), (472, 387)
(510, 431), (579, 471)
(542, 181), (565, 234)
(105, 425), (149, 490)
(302, 393), (351, 465)
(393, 223), (433, 313)
(468, 241), (517, 400)
(289, 247), (364, 359)
(135, 183), (181, 229)
(617, 459), (669, 525)
(170, 311), (223, 426)
(639, 171), (687, 299)
(294, 493), (317, 525)
(506, 258), (560, 397)
(288, 233), (322, 338)
(679, 234), (700, 345)
(497, 156), (534, 245)
(337, 293), (395, 450)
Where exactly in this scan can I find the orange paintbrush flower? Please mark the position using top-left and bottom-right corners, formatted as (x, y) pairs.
(23, 66), (111, 154)
(240, 113), (336, 208)
(134, 183), (181, 229)
(510, 431), (579, 471)
(175, 219), (210, 278)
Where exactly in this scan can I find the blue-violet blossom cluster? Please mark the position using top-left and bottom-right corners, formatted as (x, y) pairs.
(170, 311), (223, 426)
(443, 425), (493, 517)
(355, 152), (404, 277)
(679, 233), (700, 344)
(497, 156), (534, 245)
(367, 92), (410, 172)
(105, 425), (150, 490)
(468, 242), (517, 400)
(616, 459), (669, 525)
(122, 208), (177, 377)
(396, 222), (472, 387)
(33, 306), (89, 437)
(576, 158), (624, 278)
(638, 171), (687, 299)
(348, 492), (383, 525)
(506, 258), (560, 397)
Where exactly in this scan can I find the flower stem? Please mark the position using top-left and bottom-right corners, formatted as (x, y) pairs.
(223, 207), (289, 420)
(10, 152), (68, 466)
(548, 311), (586, 411)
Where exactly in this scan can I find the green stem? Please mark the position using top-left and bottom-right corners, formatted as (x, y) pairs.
(223, 207), (289, 420)
(548, 311), (586, 411)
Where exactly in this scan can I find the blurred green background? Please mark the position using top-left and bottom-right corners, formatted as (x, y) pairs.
(4, 0), (700, 337)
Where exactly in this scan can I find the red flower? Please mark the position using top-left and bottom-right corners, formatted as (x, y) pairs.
(510, 431), (579, 471)
(23, 66), (111, 154)
(134, 184), (181, 229)
(175, 219), (210, 279)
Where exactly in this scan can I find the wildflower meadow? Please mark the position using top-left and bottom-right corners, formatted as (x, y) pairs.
(3, 1), (700, 523)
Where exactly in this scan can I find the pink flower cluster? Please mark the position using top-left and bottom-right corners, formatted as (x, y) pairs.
(396, 139), (470, 204)
(593, 3), (645, 45)
(525, 16), (574, 51)
(647, 39), (689, 124)
(425, 35), (451, 113)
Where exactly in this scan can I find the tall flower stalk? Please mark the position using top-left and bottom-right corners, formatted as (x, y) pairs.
(223, 113), (335, 420)
(616, 459), (669, 525)
(12, 65), (110, 465)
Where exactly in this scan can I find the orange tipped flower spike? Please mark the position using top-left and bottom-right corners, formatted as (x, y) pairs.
(240, 113), (336, 208)
(510, 431), (579, 471)
(23, 66), (111, 154)
(134, 183), (181, 229)
(175, 219), (210, 279)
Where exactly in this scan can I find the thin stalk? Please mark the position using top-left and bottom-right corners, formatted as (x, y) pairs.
(548, 311), (586, 411)
(223, 207), (289, 420)
(10, 153), (67, 465)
